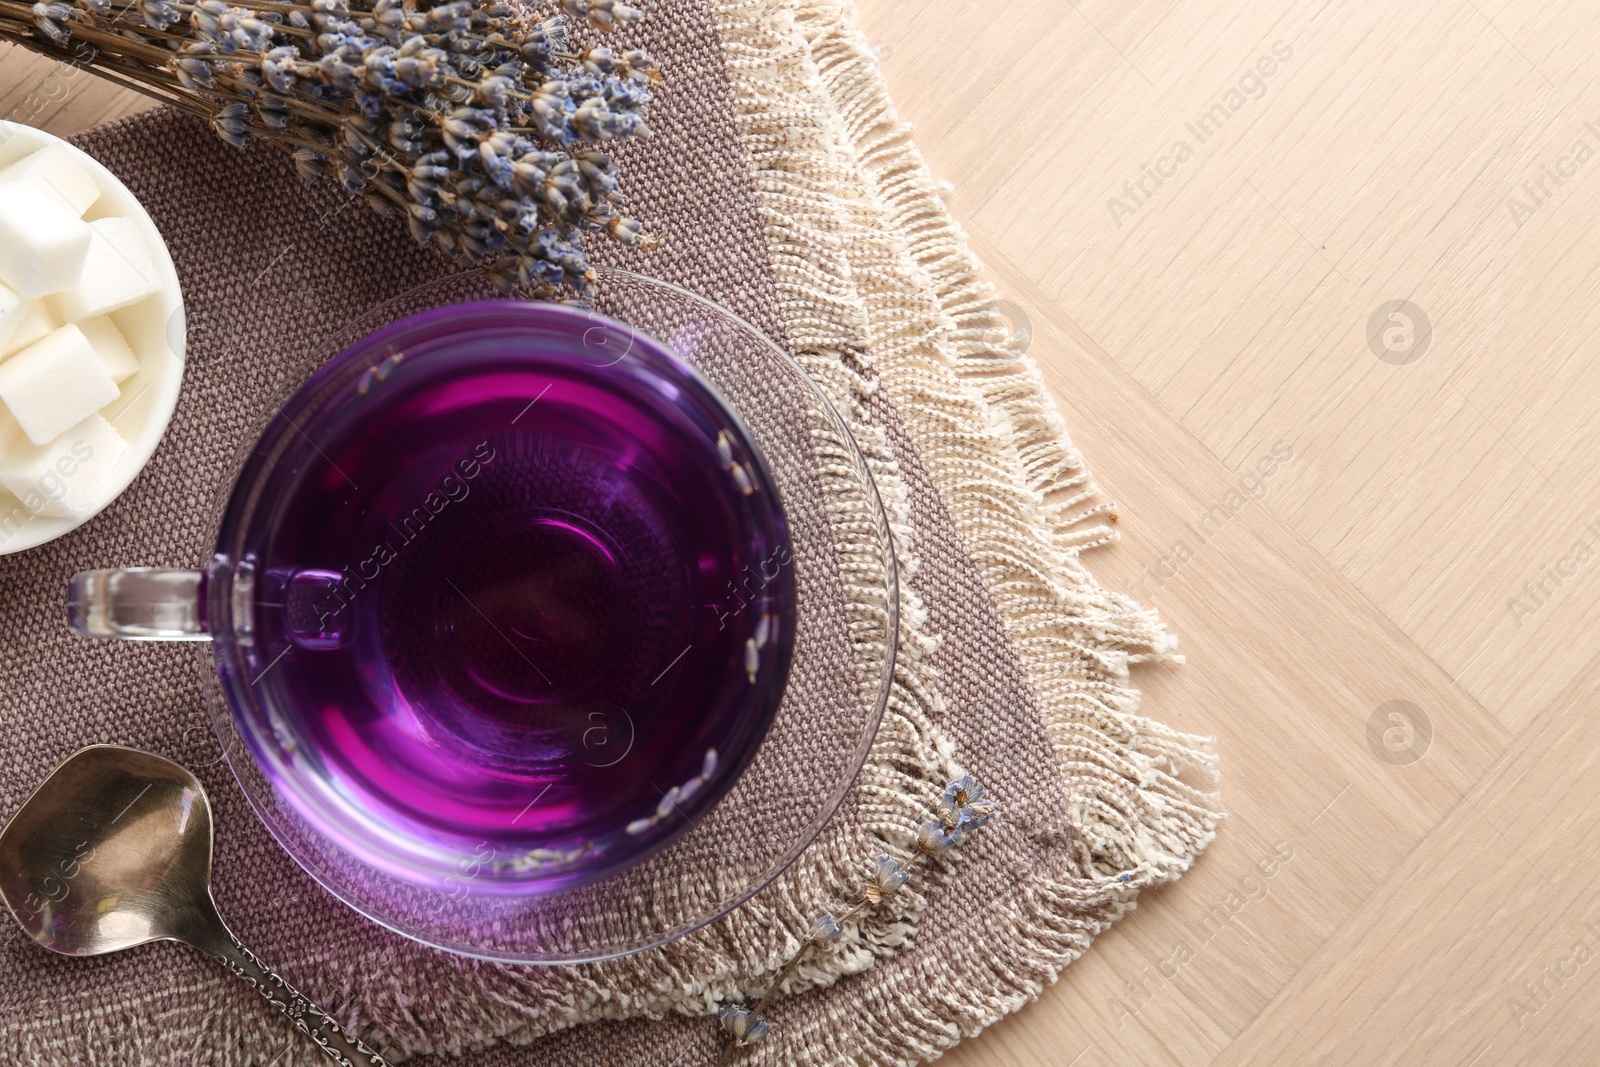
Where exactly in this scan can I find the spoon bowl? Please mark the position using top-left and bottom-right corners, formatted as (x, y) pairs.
(0, 745), (392, 1065)
(0, 745), (214, 956)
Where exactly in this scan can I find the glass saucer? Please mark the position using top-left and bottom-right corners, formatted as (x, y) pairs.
(198, 270), (897, 963)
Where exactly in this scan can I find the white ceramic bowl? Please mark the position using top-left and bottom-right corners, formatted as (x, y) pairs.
(0, 120), (185, 555)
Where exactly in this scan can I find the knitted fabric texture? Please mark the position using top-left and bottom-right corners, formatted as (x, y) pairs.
(0, 0), (1220, 1063)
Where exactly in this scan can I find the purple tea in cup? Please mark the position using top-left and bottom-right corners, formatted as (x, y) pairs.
(72, 302), (797, 893)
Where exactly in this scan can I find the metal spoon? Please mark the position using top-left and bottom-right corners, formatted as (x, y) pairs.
(0, 744), (391, 1066)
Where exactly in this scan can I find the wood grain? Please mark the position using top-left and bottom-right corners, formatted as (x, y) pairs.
(852, 0), (1600, 1063)
(4, 2), (1598, 1062)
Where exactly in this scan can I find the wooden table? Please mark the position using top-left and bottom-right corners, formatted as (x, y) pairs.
(6, 0), (1600, 1060)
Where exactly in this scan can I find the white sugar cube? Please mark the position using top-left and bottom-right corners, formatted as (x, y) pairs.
(0, 323), (121, 445)
(77, 315), (140, 383)
(0, 282), (21, 354)
(2, 300), (57, 358)
(0, 145), (100, 217)
(0, 182), (93, 298)
(0, 413), (126, 520)
(50, 216), (161, 322)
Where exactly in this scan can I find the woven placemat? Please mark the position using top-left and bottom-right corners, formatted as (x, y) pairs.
(0, 0), (1222, 1063)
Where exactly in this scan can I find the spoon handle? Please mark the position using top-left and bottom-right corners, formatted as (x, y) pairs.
(204, 926), (391, 1067)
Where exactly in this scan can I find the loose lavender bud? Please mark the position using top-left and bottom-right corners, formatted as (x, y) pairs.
(425, 0), (471, 33)
(386, 116), (421, 154)
(440, 106), (492, 157)
(394, 46), (447, 89)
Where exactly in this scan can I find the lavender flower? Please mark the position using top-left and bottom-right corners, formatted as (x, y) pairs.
(136, 0), (180, 30)
(211, 102), (250, 149)
(718, 1004), (769, 1047)
(717, 780), (999, 1061)
(809, 913), (843, 944)
(563, 0), (643, 32)
(940, 774), (983, 813)
(952, 803), (995, 834)
(260, 47), (300, 93)
(869, 854), (911, 899)
(30, 3), (73, 45)
(916, 776), (998, 860)
(938, 774), (996, 836)
(0, 0), (658, 299)
(916, 819), (961, 858)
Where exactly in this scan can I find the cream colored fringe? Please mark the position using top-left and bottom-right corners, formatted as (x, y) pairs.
(711, 0), (1224, 1061)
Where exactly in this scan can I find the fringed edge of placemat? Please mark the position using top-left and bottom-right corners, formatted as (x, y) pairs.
(805, 0), (1223, 867)
(712, 0), (1224, 1060)
(682, 0), (964, 1005)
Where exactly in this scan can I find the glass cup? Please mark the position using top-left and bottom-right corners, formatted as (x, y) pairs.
(66, 271), (898, 963)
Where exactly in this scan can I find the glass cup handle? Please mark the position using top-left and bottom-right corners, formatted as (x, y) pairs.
(67, 568), (210, 642)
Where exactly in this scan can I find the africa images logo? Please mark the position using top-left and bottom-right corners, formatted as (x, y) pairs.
(1367, 300), (1431, 366)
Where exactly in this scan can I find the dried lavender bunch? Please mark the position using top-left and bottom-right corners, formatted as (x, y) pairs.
(713, 775), (998, 1065)
(0, 0), (658, 298)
